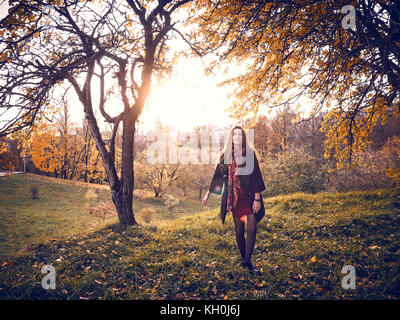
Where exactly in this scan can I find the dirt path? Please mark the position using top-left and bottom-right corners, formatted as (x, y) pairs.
(0, 171), (24, 177)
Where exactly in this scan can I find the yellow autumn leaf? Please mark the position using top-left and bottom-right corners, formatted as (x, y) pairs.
(151, 285), (158, 294)
(310, 256), (317, 263)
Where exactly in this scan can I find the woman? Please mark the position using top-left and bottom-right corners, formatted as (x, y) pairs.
(202, 125), (266, 274)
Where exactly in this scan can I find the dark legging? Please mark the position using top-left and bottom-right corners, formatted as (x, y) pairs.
(233, 214), (257, 263)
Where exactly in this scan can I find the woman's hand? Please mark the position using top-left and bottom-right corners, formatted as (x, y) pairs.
(252, 200), (261, 214)
(202, 191), (210, 206)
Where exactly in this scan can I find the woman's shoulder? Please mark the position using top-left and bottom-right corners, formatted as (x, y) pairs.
(249, 147), (261, 162)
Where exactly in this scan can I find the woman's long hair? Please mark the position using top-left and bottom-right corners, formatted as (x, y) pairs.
(217, 125), (255, 165)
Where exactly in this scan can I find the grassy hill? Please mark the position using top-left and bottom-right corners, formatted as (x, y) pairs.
(0, 173), (399, 299)
(0, 173), (219, 256)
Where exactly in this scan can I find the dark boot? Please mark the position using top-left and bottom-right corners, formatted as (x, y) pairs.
(243, 261), (261, 275)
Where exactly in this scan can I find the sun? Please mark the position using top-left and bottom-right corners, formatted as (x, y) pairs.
(144, 81), (208, 131)
(141, 58), (234, 133)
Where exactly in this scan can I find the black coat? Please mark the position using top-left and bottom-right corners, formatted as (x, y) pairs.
(208, 152), (266, 224)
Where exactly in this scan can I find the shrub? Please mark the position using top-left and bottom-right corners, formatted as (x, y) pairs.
(138, 207), (156, 224)
(324, 137), (400, 192)
(261, 148), (327, 197)
(163, 195), (180, 214)
(324, 165), (395, 192)
(30, 185), (39, 199)
(375, 136), (400, 187)
(89, 201), (117, 225)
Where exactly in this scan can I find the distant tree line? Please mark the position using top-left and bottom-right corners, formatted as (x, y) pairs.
(1, 102), (400, 197)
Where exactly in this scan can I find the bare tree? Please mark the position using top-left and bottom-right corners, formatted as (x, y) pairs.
(0, 0), (192, 225)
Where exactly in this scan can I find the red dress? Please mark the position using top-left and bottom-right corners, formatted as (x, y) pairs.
(232, 186), (253, 218)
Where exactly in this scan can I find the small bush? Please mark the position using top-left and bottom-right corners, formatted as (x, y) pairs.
(163, 195), (180, 214)
(324, 137), (400, 192)
(262, 149), (327, 197)
(138, 207), (156, 224)
(89, 201), (117, 225)
(30, 185), (39, 199)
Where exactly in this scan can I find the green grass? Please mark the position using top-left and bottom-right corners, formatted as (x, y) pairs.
(0, 173), (118, 256)
(0, 173), (399, 299)
(0, 174), (110, 255)
(0, 173), (219, 256)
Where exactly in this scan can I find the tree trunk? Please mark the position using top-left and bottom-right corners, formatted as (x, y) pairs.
(111, 188), (136, 226)
(115, 111), (137, 225)
(103, 149), (136, 226)
(82, 102), (137, 226)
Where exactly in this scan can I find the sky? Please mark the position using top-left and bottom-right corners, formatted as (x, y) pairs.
(0, 1), (6, 17)
(139, 58), (239, 134)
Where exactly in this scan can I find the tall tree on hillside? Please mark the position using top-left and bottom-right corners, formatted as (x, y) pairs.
(55, 99), (83, 180)
(196, 0), (400, 169)
(270, 105), (297, 153)
(0, 136), (21, 171)
(192, 163), (212, 200)
(174, 164), (193, 197)
(30, 122), (62, 176)
(291, 112), (327, 166)
(0, 0), (192, 225)
(252, 115), (270, 159)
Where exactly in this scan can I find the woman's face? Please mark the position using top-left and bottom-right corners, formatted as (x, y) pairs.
(232, 128), (243, 146)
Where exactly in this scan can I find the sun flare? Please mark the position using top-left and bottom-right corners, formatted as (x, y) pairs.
(141, 59), (235, 133)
